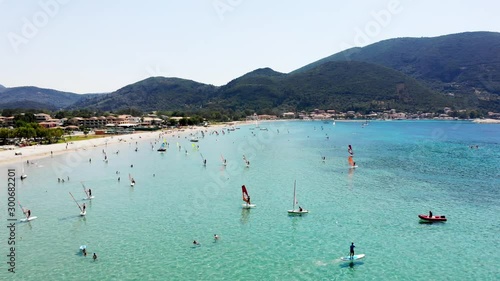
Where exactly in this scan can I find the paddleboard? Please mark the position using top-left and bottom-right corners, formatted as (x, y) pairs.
(287, 210), (309, 215)
(340, 254), (365, 261)
(20, 216), (37, 222)
(80, 211), (86, 216)
(83, 196), (95, 200)
(242, 204), (256, 209)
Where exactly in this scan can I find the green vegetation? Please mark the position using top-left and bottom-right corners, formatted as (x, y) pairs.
(293, 31), (500, 112)
(0, 122), (64, 145)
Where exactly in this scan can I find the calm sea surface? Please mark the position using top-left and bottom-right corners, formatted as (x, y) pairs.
(1, 120), (499, 280)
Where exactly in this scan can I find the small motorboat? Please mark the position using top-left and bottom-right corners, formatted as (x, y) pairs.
(418, 214), (447, 222)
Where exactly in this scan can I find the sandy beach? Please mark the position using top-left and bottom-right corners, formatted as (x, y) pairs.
(0, 122), (247, 166)
(472, 118), (500, 124)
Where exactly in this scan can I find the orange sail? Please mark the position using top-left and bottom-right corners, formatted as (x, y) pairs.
(348, 156), (355, 167)
(242, 185), (250, 204)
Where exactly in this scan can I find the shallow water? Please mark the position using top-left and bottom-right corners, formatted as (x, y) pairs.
(1, 120), (499, 280)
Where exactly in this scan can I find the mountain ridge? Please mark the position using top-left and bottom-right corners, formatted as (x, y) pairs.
(1, 31), (499, 114)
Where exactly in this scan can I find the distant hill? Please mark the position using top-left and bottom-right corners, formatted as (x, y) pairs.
(0, 86), (87, 110)
(71, 77), (218, 112)
(212, 68), (287, 111)
(282, 61), (449, 112)
(0, 100), (59, 111)
(208, 62), (448, 113)
(2, 32), (498, 114)
(0, 84), (6, 93)
(293, 32), (500, 111)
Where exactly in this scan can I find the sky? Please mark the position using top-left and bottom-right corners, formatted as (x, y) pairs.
(0, 0), (498, 94)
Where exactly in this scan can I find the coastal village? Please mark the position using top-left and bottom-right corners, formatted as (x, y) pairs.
(1, 108), (498, 134)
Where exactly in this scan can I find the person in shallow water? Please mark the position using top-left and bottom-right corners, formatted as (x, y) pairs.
(93, 253), (97, 261)
(350, 242), (355, 258)
(82, 248), (87, 256)
(214, 234), (219, 240)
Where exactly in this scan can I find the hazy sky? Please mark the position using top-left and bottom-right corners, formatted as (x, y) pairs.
(1, 0), (498, 93)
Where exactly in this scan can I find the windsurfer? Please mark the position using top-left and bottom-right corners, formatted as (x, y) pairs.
(88, 189), (92, 197)
(82, 203), (86, 212)
(27, 209), (31, 218)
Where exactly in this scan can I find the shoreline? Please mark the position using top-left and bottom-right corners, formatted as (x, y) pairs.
(0, 122), (252, 166)
(0, 118), (492, 166)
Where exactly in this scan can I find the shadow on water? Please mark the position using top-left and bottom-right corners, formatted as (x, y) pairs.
(240, 208), (251, 225)
(339, 261), (364, 269)
(58, 215), (87, 222)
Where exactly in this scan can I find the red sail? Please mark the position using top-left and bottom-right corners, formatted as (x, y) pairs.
(242, 185), (250, 204)
(348, 156), (355, 166)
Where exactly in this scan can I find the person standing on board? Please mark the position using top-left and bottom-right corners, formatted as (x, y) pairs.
(429, 211), (433, 218)
(350, 242), (355, 259)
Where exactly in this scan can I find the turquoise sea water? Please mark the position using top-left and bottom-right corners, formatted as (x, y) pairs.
(1, 121), (499, 280)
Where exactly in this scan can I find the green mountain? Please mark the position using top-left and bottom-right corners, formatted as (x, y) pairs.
(0, 86), (87, 110)
(212, 68), (286, 111)
(293, 31), (500, 111)
(71, 77), (218, 112)
(208, 62), (448, 113)
(2, 32), (498, 114)
(282, 61), (448, 112)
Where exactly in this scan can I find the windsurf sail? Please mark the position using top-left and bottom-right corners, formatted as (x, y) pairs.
(292, 180), (298, 209)
(221, 154), (226, 165)
(242, 185), (250, 204)
(18, 201), (29, 219)
(243, 155), (250, 166)
(158, 142), (167, 150)
(81, 182), (89, 198)
(69, 192), (83, 212)
(348, 145), (353, 155)
(348, 156), (355, 167)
